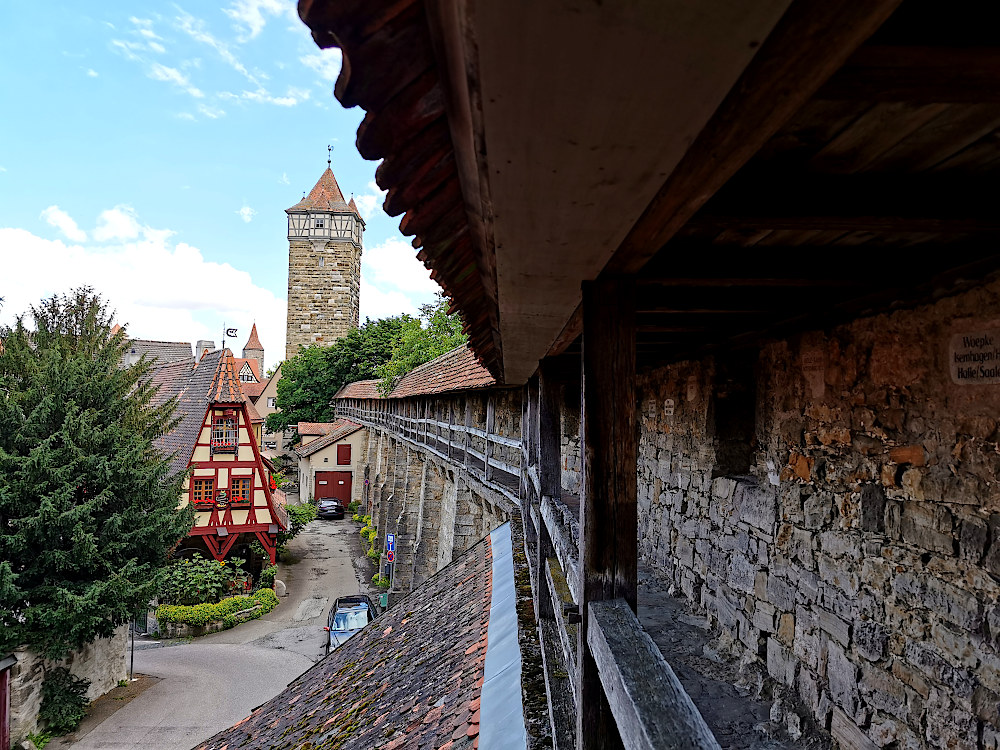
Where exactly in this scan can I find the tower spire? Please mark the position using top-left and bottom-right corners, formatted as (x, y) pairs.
(327, 144), (332, 168)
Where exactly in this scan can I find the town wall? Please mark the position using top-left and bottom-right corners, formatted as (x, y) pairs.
(9, 626), (128, 744)
(636, 278), (1000, 750)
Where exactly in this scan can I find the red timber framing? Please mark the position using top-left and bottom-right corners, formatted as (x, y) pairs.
(186, 400), (286, 564)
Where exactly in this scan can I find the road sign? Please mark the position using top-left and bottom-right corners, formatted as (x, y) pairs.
(386, 533), (395, 552)
(386, 550), (395, 563)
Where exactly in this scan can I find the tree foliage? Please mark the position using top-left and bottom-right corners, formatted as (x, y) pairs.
(0, 288), (193, 659)
(265, 315), (408, 433)
(376, 295), (467, 395)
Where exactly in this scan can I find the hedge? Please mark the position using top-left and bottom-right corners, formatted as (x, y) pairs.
(157, 588), (278, 627)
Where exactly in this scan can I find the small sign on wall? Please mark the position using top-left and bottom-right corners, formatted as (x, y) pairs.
(950, 330), (1000, 384)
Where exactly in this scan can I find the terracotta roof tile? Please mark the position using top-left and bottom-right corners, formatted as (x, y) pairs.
(334, 379), (382, 399)
(286, 167), (350, 212)
(389, 345), (495, 399)
(294, 420), (363, 458)
(208, 350), (244, 403)
(232, 357), (261, 382)
(241, 379), (267, 400)
(202, 529), (501, 750)
(243, 323), (263, 351)
(296, 421), (336, 436)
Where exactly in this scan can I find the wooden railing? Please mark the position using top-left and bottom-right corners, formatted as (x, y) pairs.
(335, 393), (719, 750)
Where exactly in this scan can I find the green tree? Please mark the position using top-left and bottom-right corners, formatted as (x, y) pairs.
(265, 315), (408, 433)
(376, 294), (467, 394)
(0, 288), (193, 659)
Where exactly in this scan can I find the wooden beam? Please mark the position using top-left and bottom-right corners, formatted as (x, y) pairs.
(818, 46), (1000, 103)
(578, 279), (636, 750)
(603, 0), (904, 276)
(588, 600), (721, 750)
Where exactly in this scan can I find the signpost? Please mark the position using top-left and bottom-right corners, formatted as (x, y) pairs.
(385, 533), (395, 589)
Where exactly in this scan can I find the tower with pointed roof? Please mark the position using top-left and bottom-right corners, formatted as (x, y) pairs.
(242, 323), (265, 377)
(285, 158), (364, 359)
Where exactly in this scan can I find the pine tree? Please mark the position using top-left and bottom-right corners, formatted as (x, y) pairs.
(0, 288), (193, 659)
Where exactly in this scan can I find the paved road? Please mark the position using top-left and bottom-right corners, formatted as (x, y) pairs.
(68, 517), (374, 750)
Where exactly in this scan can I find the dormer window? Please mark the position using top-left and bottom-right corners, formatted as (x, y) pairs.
(238, 362), (256, 382)
(211, 411), (237, 453)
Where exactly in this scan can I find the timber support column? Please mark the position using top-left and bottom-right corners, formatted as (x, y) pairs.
(577, 278), (636, 750)
(536, 361), (563, 621)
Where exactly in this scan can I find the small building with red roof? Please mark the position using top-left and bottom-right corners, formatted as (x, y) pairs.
(293, 419), (367, 505)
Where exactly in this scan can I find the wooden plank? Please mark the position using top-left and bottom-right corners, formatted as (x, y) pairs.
(538, 360), (563, 500)
(588, 600), (721, 750)
(542, 495), (582, 602)
(578, 278), (637, 750)
(604, 0), (904, 276)
(485, 394), (495, 481)
(818, 46), (1000, 103)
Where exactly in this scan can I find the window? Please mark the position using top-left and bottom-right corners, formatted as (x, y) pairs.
(315, 219), (325, 228)
(267, 397), (276, 408)
(231, 478), (251, 503)
(319, 257), (325, 268)
(191, 478), (214, 504)
(211, 413), (237, 453)
(239, 364), (255, 382)
(337, 444), (351, 465)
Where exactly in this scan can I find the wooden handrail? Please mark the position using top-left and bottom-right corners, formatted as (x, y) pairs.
(587, 600), (720, 750)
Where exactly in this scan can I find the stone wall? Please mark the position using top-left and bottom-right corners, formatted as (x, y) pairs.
(285, 237), (361, 359)
(637, 279), (1000, 750)
(10, 626), (128, 744)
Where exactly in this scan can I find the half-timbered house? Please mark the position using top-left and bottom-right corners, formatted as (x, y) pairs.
(151, 349), (288, 565)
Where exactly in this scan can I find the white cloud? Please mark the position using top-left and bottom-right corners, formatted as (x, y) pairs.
(236, 205), (257, 223)
(300, 49), (342, 82)
(354, 180), (386, 220)
(93, 205), (141, 242)
(198, 103), (226, 119)
(221, 86), (308, 107)
(176, 112), (196, 121)
(148, 41), (166, 54)
(40, 206), (87, 243)
(362, 236), (439, 302)
(86, 68), (99, 77)
(223, 0), (296, 41)
(148, 62), (204, 98)
(0, 221), (287, 372)
(360, 280), (422, 323)
(111, 39), (145, 62)
(0, 166), (7, 172)
(278, 172), (289, 185)
(175, 11), (262, 85)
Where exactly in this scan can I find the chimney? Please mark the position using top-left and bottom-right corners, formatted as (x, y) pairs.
(195, 340), (215, 362)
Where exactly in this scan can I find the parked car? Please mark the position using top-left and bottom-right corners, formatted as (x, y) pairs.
(316, 498), (345, 519)
(325, 594), (377, 653)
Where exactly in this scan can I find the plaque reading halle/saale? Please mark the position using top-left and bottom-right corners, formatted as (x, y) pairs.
(950, 330), (1000, 384)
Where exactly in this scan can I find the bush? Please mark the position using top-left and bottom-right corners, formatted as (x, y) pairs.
(40, 667), (90, 735)
(347, 500), (360, 513)
(160, 554), (248, 606)
(156, 588), (278, 629)
(279, 503), (317, 549)
(371, 574), (390, 589)
(257, 565), (277, 589)
(366, 545), (380, 562)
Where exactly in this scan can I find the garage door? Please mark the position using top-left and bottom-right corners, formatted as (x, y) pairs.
(315, 471), (352, 503)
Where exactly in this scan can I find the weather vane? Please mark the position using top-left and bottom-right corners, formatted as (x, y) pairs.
(327, 144), (332, 167)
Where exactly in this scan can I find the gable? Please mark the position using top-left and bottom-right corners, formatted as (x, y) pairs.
(238, 361), (258, 383)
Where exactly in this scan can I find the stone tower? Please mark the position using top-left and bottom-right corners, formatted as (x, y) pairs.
(285, 165), (364, 360)
(242, 323), (264, 376)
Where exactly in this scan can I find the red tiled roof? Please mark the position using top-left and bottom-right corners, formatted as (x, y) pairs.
(294, 419), (363, 458)
(243, 323), (263, 351)
(348, 195), (362, 219)
(286, 167), (350, 212)
(200, 529), (498, 750)
(244, 395), (264, 425)
(334, 379), (381, 399)
(297, 421), (336, 436)
(389, 345), (495, 398)
(241, 379), (267, 400)
(208, 350), (243, 403)
(232, 357), (261, 382)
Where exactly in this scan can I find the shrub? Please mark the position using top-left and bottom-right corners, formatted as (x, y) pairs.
(40, 667), (90, 735)
(366, 545), (380, 562)
(156, 588), (278, 629)
(27, 732), (52, 749)
(371, 574), (390, 589)
(160, 554), (248, 606)
(279, 503), (317, 549)
(347, 500), (360, 513)
(257, 565), (277, 589)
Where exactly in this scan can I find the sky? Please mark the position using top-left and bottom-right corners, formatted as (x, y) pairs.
(0, 0), (442, 372)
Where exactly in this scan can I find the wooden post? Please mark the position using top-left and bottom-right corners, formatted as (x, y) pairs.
(447, 400), (455, 459)
(577, 278), (636, 750)
(536, 361), (562, 621)
(485, 394), (495, 481)
(463, 397), (471, 468)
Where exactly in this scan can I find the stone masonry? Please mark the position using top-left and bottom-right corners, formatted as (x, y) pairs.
(285, 237), (361, 359)
(637, 278), (1000, 750)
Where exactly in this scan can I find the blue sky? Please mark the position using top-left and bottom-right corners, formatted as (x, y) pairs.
(0, 0), (440, 371)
